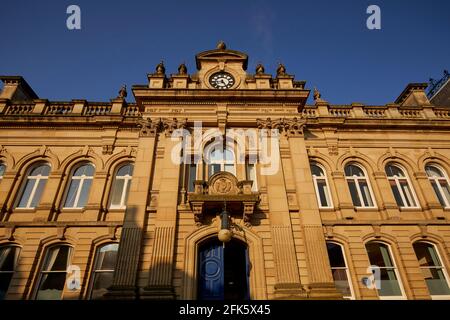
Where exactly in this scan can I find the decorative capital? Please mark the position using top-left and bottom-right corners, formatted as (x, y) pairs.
(256, 116), (306, 136)
(161, 117), (188, 136)
(138, 118), (161, 137)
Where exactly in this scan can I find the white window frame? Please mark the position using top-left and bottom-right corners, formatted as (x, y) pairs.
(88, 243), (119, 299)
(206, 146), (236, 177)
(63, 163), (94, 209)
(311, 163), (333, 209)
(386, 163), (420, 209)
(16, 164), (50, 209)
(345, 163), (377, 209)
(425, 164), (450, 209)
(366, 241), (407, 300)
(186, 162), (198, 193)
(413, 241), (450, 300)
(327, 242), (355, 299)
(34, 245), (73, 300)
(109, 164), (133, 209)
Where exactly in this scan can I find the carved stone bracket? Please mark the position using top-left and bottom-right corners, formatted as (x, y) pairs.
(161, 117), (188, 137)
(256, 116), (306, 136)
(138, 118), (161, 137)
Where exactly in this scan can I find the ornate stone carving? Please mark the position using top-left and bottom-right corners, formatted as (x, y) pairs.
(208, 172), (239, 195)
(118, 85), (127, 99)
(256, 116), (306, 136)
(255, 63), (265, 75)
(177, 63), (187, 75)
(155, 61), (165, 75)
(161, 117), (188, 136)
(102, 145), (114, 155)
(276, 63), (287, 77)
(138, 118), (161, 137)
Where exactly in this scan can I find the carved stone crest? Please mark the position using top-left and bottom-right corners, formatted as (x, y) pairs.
(209, 172), (239, 195)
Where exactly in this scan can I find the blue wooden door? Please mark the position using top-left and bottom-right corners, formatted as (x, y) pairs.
(198, 241), (224, 300)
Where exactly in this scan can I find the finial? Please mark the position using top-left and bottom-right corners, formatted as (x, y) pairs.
(155, 60), (165, 75)
(178, 63), (187, 75)
(255, 63), (265, 75)
(118, 85), (127, 99)
(276, 62), (286, 76)
(217, 40), (226, 50)
(313, 87), (321, 101)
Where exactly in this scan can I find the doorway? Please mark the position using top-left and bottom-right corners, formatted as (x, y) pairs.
(197, 238), (249, 300)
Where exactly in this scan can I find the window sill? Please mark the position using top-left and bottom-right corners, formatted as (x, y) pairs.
(398, 207), (422, 212)
(12, 208), (37, 213)
(318, 207), (335, 212)
(60, 208), (86, 213)
(431, 295), (450, 300)
(354, 207), (378, 212)
(108, 207), (127, 212)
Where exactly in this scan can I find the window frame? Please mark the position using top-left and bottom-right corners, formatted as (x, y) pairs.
(34, 244), (73, 300)
(0, 244), (21, 300)
(62, 162), (95, 209)
(109, 163), (133, 210)
(326, 241), (355, 299)
(344, 163), (377, 209)
(311, 162), (333, 209)
(245, 158), (258, 192)
(0, 163), (5, 181)
(385, 163), (420, 209)
(425, 163), (450, 209)
(15, 163), (51, 209)
(88, 242), (119, 300)
(413, 241), (450, 300)
(365, 241), (407, 300)
(206, 145), (236, 177)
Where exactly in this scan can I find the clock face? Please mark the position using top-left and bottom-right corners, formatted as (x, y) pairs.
(209, 72), (235, 89)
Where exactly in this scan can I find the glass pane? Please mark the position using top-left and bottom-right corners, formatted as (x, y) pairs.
(95, 244), (119, 270)
(77, 179), (92, 207)
(30, 179), (47, 208)
(389, 181), (404, 207)
(116, 164), (133, 177)
(317, 180), (330, 207)
(431, 181), (446, 207)
(326, 243), (346, 268)
(359, 180), (374, 207)
(385, 165), (404, 177)
(0, 247), (17, 271)
(17, 179), (36, 208)
(73, 164), (94, 177)
(366, 242), (393, 267)
(440, 181), (450, 206)
(378, 268), (402, 297)
(64, 179), (80, 208)
(36, 273), (66, 300)
(91, 272), (114, 300)
(0, 273), (14, 300)
(208, 164), (220, 177)
(400, 181), (416, 207)
(311, 164), (324, 177)
(43, 246), (71, 271)
(110, 179), (125, 206)
(345, 165), (364, 177)
(413, 243), (441, 267)
(209, 148), (223, 162)
(347, 180), (361, 207)
(426, 165), (444, 178)
(188, 164), (196, 192)
(423, 269), (450, 295)
(332, 268), (351, 297)
(224, 149), (234, 161)
(30, 164), (50, 177)
(0, 164), (5, 177)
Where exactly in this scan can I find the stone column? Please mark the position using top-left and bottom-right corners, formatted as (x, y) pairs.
(0, 172), (18, 221)
(414, 172), (444, 219)
(258, 120), (305, 299)
(141, 119), (184, 299)
(373, 171), (401, 219)
(286, 119), (342, 299)
(330, 171), (355, 219)
(34, 172), (63, 221)
(106, 119), (158, 299)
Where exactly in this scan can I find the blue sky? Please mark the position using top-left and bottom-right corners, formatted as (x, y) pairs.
(0, 0), (449, 105)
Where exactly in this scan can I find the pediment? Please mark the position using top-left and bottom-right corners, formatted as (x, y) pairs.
(195, 49), (248, 70)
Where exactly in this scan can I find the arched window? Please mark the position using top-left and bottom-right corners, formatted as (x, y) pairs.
(35, 245), (73, 300)
(365, 241), (405, 299)
(207, 146), (235, 177)
(413, 242), (450, 297)
(385, 163), (418, 208)
(109, 164), (133, 209)
(311, 163), (333, 208)
(425, 164), (450, 208)
(344, 163), (375, 208)
(326, 242), (354, 299)
(89, 243), (119, 299)
(17, 163), (51, 209)
(0, 163), (5, 181)
(0, 245), (21, 300)
(63, 163), (95, 209)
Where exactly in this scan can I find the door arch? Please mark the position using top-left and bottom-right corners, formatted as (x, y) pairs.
(197, 238), (249, 300)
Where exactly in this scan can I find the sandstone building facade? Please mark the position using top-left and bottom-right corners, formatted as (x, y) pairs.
(1, 43), (450, 300)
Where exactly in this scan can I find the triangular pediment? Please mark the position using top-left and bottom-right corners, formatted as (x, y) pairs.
(195, 49), (248, 70)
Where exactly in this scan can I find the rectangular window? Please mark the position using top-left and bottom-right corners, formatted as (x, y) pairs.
(246, 163), (258, 192)
(187, 164), (196, 192)
(0, 246), (20, 300)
